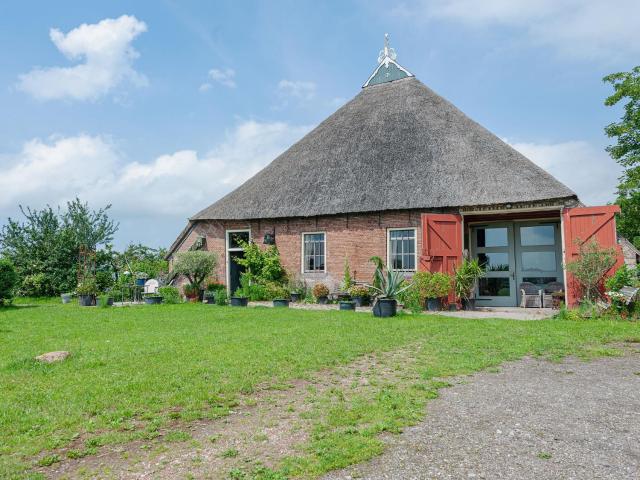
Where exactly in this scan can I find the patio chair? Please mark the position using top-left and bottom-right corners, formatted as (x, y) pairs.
(542, 281), (564, 308)
(519, 282), (542, 308)
(144, 279), (159, 295)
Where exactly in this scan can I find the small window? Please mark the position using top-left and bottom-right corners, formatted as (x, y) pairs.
(303, 233), (325, 272)
(388, 229), (416, 271)
(228, 231), (250, 249)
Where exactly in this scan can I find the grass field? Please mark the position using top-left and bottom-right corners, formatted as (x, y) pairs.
(1, 302), (638, 479)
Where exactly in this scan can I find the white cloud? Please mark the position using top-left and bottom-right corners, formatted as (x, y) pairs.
(508, 139), (622, 205)
(395, 0), (640, 61)
(278, 80), (317, 101)
(17, 15), (147, 101)
(0, 121), (311, 221)
(200, 68), (236, 91)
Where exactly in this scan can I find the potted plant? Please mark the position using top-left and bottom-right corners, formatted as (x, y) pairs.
(77, 277), (98, 306)
(414, 271), (451, 311)
(339, 300), (356, 311)
(348, 285), (370, 307)
(368, 264), (412, 317)
(288, 275), (305, 302)
(230, 295), (248, 307)
(271, 285), (290, 307)
(313, 283), (330, 304)
(183, 283), (200, 302)
(204, 281), (225, 304)
(144, 294), (163, 305)
(98, 293), (114, 307)
(337, 258), (352, 301)
(454, 259), (485, 311)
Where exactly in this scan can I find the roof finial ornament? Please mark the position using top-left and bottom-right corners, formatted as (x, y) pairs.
(378, 33), (397, 64)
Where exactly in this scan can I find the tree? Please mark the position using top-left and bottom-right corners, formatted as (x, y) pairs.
(0, 199), (118, 295)
(0, 259), (18, 305)
(565, 240), (617, 302)
(172, 251), (218, 288)
(604, 66), (640, 248)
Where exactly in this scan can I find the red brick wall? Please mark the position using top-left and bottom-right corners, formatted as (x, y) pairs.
(172, 210), (425, 291)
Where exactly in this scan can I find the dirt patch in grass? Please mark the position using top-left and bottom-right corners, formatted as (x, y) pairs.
(40, 345), (423, 479)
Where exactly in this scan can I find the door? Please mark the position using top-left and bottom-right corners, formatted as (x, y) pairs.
(226, 230), (250, 295)
(514, 222), (563, 302)
(472, 223), (516, 307)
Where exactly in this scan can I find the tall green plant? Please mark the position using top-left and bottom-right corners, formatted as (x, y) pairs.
(234, 240), (285, 283)
(368, 262), (412, 300)
(172, 251), (218, 289)
(454, 259), (484, 302)
(342, 257), (353, 290)
(566, 240), (617, 301)
(0, 259), (18, 305)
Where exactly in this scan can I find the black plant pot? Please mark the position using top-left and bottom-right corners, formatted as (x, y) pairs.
(78, 294), (95, 307)
(105, 297), (114, 306)
(317, 296), (329, 305)
(230, 296), (248, 307)
(462, 298), (476, 311)
(352, 296), (369, 307)
(290, 292), (301, 303)
(273, 299), (290, 308)
(144, 296), (163, 305)
(373, 298), (397, 317)
(337, 293), (351, 301)
(339, 301), (356, 311)
(204, 294), (216, 304)
(425, 297), (442, 312)
(448, 303), (458, 311)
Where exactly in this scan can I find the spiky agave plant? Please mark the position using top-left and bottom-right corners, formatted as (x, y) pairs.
(368, 263), (413, 299)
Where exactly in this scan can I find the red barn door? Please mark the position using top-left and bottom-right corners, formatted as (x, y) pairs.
(562, 206), (624, 307)
(420, 214), (463, 304)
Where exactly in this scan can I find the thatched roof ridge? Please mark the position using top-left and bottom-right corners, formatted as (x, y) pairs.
(192, 77), (576, 221)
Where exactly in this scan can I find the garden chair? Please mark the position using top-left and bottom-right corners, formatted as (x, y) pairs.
(144, 279), (159, 295)
(519, 282), (542, 308)
(542, 281), (564, 308)
(618, 286), (639, 306)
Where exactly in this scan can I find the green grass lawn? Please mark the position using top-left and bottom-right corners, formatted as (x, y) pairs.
(0, 302), (638, 479)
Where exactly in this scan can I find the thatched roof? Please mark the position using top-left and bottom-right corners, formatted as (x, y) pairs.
(192, 76), (576, 221)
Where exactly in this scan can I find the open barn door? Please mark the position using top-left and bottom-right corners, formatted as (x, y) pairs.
(420, 214), (463, 305)
(562, 206), (624, 307)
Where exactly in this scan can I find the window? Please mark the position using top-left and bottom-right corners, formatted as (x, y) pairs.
(476, 227), (508, 247)
(388, 229), (416, 271)
(303, 233), (325, 272)
(520, 225), (555, 246)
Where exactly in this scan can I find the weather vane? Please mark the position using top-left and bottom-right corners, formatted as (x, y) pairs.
(378, 33), (397, 63)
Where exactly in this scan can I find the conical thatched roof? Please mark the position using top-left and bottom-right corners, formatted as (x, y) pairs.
(192, 76), (576, 221)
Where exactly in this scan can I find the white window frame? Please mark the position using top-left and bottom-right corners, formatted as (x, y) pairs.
(225, 229), (251, 293)
(301, 231), (327, 274)
(387, 227), (418, 272)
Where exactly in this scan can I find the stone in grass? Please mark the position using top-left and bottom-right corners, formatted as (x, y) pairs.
(35, 351), (70, 363)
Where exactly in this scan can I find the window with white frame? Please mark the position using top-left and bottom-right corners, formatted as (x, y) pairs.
(388, 228), (416, 271)
(303, 233), (325, 272)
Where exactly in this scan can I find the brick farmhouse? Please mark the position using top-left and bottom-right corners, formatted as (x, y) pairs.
(168, 39), (624, 308)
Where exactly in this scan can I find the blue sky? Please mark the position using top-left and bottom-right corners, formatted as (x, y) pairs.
(0, 0), (638, 248)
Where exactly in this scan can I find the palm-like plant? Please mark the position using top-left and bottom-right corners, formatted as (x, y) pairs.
(454, 258), (485, 301)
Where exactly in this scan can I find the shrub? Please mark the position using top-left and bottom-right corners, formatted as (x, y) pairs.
(312, 283), (329, 298)
(348, 285), (369, 298)
(77, 277), (98, 296)
(565, 240), (618, 301)
(235, 240), (285, 283)
(158, 286), (181, 304)
(605, 264), (637, 292)
(342, 258), (352, 290)
(454, 259), (484, 301)
(97, 294), (112, 308)
(20, 273), (52, 297)
(287, 273), (306, 294)
(0, 259), (18, 305)
(215, 289), (228, 305)
(398, 283), (422, 313)
(205, 281), (226, 292)
(234, 274), (267, 300)
(183, 283), (199, 299)
(265, 283), (290, 300)
(172, 251), (218, 289)
(413, 271), (451, 299)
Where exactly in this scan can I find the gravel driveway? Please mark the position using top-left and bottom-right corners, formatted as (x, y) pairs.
(324, 348), (640, 480)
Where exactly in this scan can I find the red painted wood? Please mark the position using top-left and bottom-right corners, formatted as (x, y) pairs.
(420, 213), (463, 305)
(562, 205), (623, 307)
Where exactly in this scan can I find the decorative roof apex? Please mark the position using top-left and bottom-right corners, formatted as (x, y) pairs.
(363, 33), (414, 88)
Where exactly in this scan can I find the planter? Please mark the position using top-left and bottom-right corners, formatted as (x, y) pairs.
(352, 295), (369, 307)
(448, 303), (458, 311)
(61, 293), (72, 304)
(373, 298), (397, 317)
(273, 299), (290, 308)
(339, 301), (356, 311)
(103, 297), (114, 306)
(78, 294), (95, 307)
(317, 296), (329, 305)
(462, 298), (476, 311)
(230, 296), (248, 307)
(337, 293), (351, 301)
(204, 294), (216, 304)
(425, 297), (442, 312)
(135, 278), (147, 287)
(144, 296), (163, 305)
(290, 292), (302, 303)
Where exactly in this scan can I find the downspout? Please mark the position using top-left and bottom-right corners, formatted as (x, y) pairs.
(559, 206), (569, 308)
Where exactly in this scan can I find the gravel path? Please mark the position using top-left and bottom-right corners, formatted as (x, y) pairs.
(324, 348), (640, 480)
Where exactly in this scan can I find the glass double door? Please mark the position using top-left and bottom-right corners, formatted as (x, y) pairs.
(472, 221), (562, 307)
